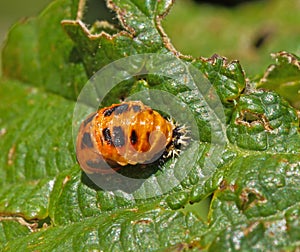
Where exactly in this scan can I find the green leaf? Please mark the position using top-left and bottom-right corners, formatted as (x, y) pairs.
(1, 0), (87, 100)
(193, 55), (246, 105)
(1, 0), (300, 251)
(258, 51), (300, 109)
(0, 218), (31, 250)
(227, 89), (299, 151)
(3, 209), (205, 251)
(0, 80), (76, 220)
(200, 154), (300, 250)
(61, 0), (174, 77)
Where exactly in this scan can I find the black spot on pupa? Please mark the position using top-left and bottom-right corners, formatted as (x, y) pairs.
(114, 104), (129, 115)
(86, 159), (104, 168)
(132, 105), (141, 112)
(81, 132), (93, 149)
(83, 114), (95, 126)
(130, 130), (138, 145)
(103, 128), (112, 144)
(103, 106), (117, 117)
(113, 126), (125, 147)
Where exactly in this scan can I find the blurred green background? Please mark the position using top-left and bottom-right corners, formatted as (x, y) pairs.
(0, 1), (51, 44)
(1, 0), (299, 77)
(162, 0), (300, 77)
(0, 0), (52, 73)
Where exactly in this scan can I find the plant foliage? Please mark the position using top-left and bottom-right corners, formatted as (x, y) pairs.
(1, 0), (299, 251)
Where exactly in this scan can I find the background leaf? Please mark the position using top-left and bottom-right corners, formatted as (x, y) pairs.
(1, 0), (87, 100)
(162, 0), (300, 77)
(258, 51), (300, 109)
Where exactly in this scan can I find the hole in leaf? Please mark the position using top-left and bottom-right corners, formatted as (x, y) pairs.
(236, 111), (273, 131)
(182, 196), (212, 221)
(37, 216), (51, 228)
(83, 0), (119, 26)
(239, 188), (266, 211)
(242, 111), (261, 123)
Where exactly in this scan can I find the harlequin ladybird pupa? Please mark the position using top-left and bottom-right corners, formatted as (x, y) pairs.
(76, 101), (189, 174)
